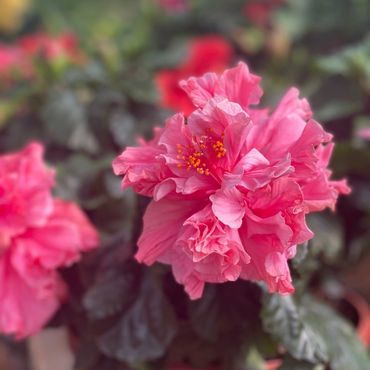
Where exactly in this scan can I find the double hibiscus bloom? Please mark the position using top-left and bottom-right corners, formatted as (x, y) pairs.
(0, 143), (99, 338)
(114, 62), (350, 299)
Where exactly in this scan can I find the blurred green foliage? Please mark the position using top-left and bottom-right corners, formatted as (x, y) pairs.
(1, 0), (370, 369)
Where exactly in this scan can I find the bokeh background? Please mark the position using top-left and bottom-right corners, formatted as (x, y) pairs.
(0, 0), (369, 369)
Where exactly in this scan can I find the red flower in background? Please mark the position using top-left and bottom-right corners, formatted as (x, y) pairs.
(0, 31), (83, 84)
(244, 0), (284, 28)
(19, 32), (83, 63)
(158, 0), (189, 13)
(0, 142), (99, 339)
(155, 35), (233, 116)
(0, 43), (32, 82)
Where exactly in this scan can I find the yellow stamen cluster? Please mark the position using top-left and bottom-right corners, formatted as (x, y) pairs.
(212, 140), (227, 158)
(175, 133), (226, 176)
(175, 144), (210, 175)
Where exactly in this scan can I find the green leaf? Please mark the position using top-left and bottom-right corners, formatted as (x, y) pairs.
(277, 355), (323, 370)
(292, 242), (309, 268)
(317, 37), (370, 80)
(262, 293), (370, 370)
(83, 268), (138, 320)
(98, 271), (177, 363)
(307, 213), (343, 262)
(41, 89), (99, 154)
(301, 296), (370, 370)
(83, 240), (138, 320)
(261, 294), (328, 364)
(188, 284), (220, 341)
(109, 111), (136, 147)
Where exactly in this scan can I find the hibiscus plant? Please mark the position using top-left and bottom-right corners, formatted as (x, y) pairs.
(0, 1), (370, 370)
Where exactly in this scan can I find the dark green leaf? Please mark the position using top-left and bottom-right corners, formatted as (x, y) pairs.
(98, 271), (177, 363)
(277, 355), (321, 370)
(83, 240), (138, 320)
(307, 213), (343, 262)
(109, 111), (136, 147)
(83, 268), (137, 320)
(301, 296), (370, 370)
(261, 294), (328, 364)
(292, 242), (309, 268)
(263, 293), (370, 370)
(41, 89), (99, 153)
(188, 284), (220, 341)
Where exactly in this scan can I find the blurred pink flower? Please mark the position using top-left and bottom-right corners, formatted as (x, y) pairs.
(0, 31), (83, 85)
(158, 0), (189, 13)
(0, 142), (99, 339)
(19, 32), (83, 63)
(0, 43), (32, 82)
(155, 35), (233, 116)
(244, 0), (284, 28)
(356, 127), (370, 141)
(113, 62), (350, 299)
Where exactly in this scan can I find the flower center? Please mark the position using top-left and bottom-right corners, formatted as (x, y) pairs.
(176, 133), (226, 176)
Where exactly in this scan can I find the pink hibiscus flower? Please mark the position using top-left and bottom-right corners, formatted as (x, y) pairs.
(113, 62), (350, 299)
(0, 142), (99, 339)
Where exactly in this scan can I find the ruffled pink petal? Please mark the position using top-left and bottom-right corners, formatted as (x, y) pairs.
(244, 208), (293, 246)
(50, 200), (99, 252)
(112, 126), (169, 197)
(15, 199), (99, 270)
(188, 97), (250, 138)
(289, 119), (332, 182)
(179, 72), (218, 109)
(154, 176), (215, 200)
(264, 251), (294, 294)
(248, 88), (309, 160)
(222, 114), (252, 168)
(239, 233), (294, 295)
(0, 253), (63, 339)
(283, 210), (314, 245)
(247, 178), (303, 218)
(225, 148), (292, 192)
(0, 142), (54, 236)
(136, 199), (205, 264)
(181, 62), (263, 112)
(177, 205), (250, 278)
(210, 188), (245, 228)
(214, 61), (263, 109)
(301, 172), (344, 212)
(160, 248), (205, 300)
